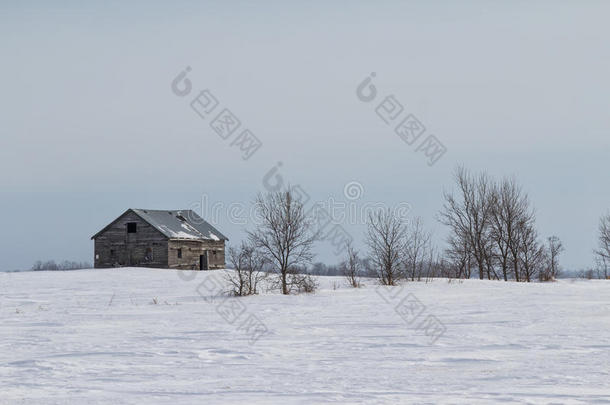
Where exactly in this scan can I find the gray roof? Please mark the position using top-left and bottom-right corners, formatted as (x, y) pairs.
(133, 209), (228, 241)
(92, 209), (228, 241)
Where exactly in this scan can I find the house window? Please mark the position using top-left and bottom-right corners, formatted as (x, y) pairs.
(146, 247), (153, 261)
(110, 249), (116, 258)
(177, 248), (182, 259)
(127, 222), (137, 233)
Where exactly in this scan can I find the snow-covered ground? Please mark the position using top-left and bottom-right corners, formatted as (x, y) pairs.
(1, 268), (609, 404)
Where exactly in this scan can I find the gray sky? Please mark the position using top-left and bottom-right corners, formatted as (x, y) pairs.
(1, 1), (609, 271)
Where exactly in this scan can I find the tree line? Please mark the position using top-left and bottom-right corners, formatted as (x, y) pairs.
(226, 166), (609, 295)
(438, 166), (562, 283)
(31, 260), (92, 271)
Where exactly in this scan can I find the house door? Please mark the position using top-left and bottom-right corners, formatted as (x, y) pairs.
(200, 252), (209, 270)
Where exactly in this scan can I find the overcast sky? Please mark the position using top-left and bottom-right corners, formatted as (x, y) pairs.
(1, 1), (609, 271)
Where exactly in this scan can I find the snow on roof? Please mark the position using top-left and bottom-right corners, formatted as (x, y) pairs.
(131, 209), (228, 241)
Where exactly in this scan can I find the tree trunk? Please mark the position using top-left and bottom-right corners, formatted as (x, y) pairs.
(281, 269), (288, 295)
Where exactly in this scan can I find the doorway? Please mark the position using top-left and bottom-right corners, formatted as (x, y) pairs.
(199, 252), (209, 270)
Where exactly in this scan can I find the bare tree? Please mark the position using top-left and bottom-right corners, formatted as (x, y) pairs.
(440, 166), (495, 280)
(340, 242), (362, 288)
(226, 242), (269, 296)
(490, 177), (532, 281)
(403, 217), (432, 281)
(540, 236), (564, 281)
(226, 247), (248, 296)
(366, 209), (407, 286)
(445, 231), (473, 279)
(517, 220), (544, 282)
(248, 189), (316, 295)
(594, 213), (610, 279)
(439, 167), (549, 283)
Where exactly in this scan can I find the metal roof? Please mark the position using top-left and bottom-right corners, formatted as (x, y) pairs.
(91, 209), (228, 241)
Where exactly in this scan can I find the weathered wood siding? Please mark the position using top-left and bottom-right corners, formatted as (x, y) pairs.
(168, 240), (226, 270)
(94, 211), (169, 268)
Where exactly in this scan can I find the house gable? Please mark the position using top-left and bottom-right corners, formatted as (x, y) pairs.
(91, 209), (168, 241)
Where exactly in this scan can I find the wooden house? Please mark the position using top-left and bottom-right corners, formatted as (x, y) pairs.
(91, 209), (228, 270)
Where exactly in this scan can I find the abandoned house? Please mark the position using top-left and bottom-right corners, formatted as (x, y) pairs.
(91, 209), (228, 270)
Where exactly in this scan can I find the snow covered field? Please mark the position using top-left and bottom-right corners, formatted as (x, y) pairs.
(1, 268), (609, 404)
